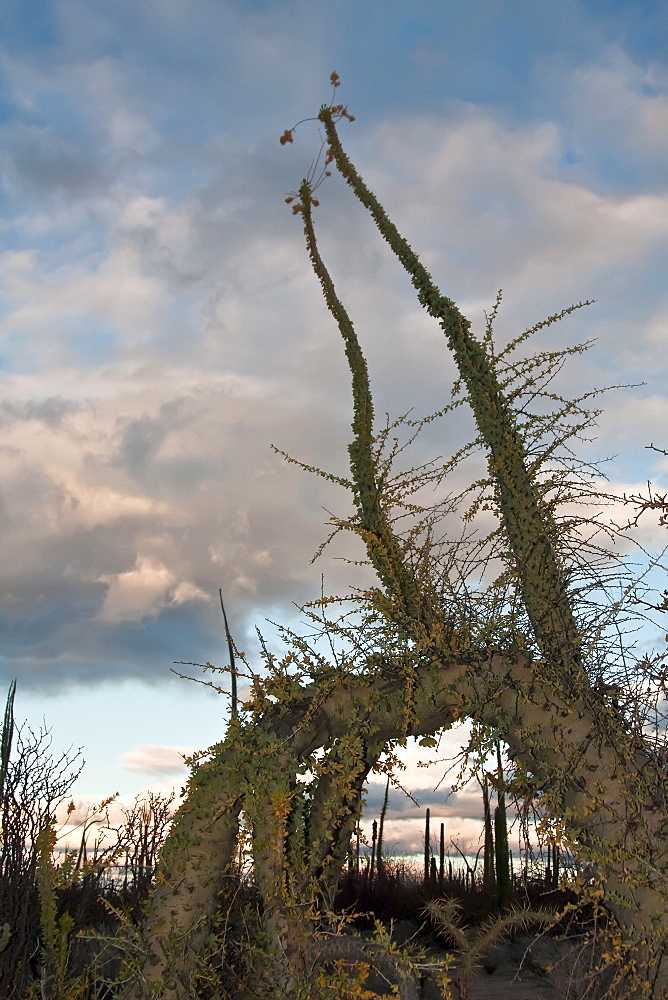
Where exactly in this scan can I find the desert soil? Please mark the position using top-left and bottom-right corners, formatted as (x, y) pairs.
(421, 963), (555, 999)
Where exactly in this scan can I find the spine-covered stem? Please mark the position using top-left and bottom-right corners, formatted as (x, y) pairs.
(299, 181), (425, 624)
(300, 736), (385, 903)
(318, 107), (583, 683)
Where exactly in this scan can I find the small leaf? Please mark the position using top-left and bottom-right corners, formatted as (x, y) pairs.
(418, 737), (438, 748)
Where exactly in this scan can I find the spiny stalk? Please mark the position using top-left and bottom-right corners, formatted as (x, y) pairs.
(298, 180), (428, 630)
(219, 589), (238, 719)
(316, 104), (587, 688)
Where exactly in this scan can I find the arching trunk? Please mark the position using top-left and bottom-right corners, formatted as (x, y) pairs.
(125, 651), (668, 998)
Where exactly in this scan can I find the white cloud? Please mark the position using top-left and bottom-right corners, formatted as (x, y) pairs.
(58, 481), (171, 531)
(118, 743), (194, 775)
(562, 46), (668, 165)
(171, 580), (210, 605)
(364, 107), (668, 314)
(97, 555), (176, 623)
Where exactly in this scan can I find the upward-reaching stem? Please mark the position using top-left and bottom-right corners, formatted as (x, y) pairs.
(219, 589), (238, 718)
(318, 107), (585, 685)
(299, 180), (427, 627)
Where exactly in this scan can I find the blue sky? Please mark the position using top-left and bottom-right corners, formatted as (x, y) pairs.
(1, 0), (667, 854)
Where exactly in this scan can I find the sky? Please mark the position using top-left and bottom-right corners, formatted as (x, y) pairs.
(1, 0), (667, 857)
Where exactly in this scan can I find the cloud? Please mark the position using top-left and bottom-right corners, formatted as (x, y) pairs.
(0, 16), (666, 696)
(118, 743), (195, 775)
(364, 783), (484, 823)
(555, 45), (668, 189)
(96, 555), (211, 623)
(363, 105), (668, 322)
(3, 123), (107, 200)
(171, 580), (210, 606)
(97, 555), (177, 623)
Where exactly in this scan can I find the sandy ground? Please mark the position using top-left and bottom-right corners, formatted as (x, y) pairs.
(378, 921), (561, 999)
(323, 921), (569, 998)
(421, 962), (555, 999)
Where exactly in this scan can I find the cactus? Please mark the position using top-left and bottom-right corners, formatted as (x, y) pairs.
(424, 808), (431, 888)
(480, 772), (495, 896)
(0, 679), (16, 803)
(545, 841), (560, 891)
(494, 743), (510, 913)
(375, 774), (390, 881)
(369, 818), (378, 891)
(35, 820), (77, 998)
(439, 822), (445, 891)
(553, 843), (560, 890)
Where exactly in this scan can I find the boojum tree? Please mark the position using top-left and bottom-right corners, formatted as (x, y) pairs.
(121, 79), (668, 999)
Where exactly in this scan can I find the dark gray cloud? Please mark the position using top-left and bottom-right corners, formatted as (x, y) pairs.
(0, 397), (85, 428)
(4, 124), (107, 200)
(114, 408), (173, 480)
(363, 783), (485, 823)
